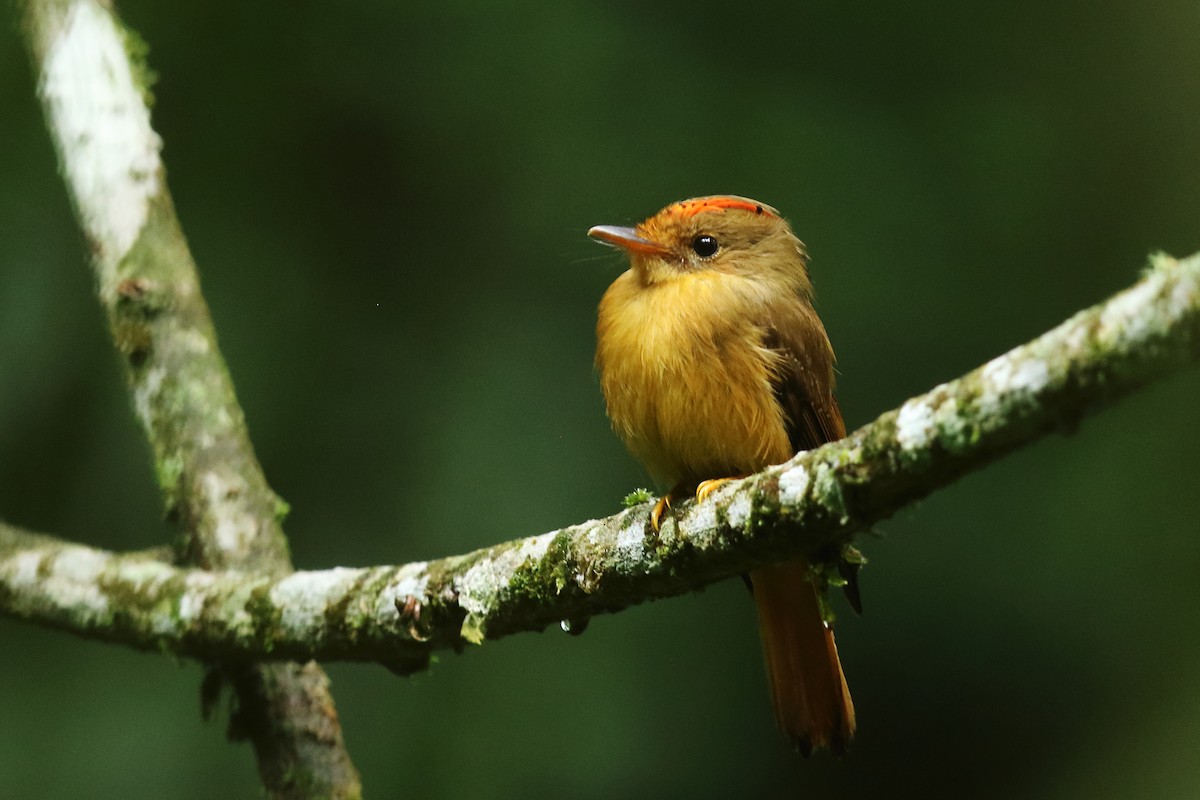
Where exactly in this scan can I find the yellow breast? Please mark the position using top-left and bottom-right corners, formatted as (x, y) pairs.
(596, 269), (792, 489)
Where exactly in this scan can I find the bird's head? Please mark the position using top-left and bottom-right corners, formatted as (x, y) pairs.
(588, 195), (810, 294)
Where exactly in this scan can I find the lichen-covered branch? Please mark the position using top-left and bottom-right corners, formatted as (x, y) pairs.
(17, 1), (360, 796)
(4, 252), (1199, 667)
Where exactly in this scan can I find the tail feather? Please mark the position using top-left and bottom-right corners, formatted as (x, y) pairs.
(751, 559), (855, 754)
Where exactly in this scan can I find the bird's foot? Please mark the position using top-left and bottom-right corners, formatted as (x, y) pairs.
(650, 495), (672, 531)
(695, 477), (740, 503)
(651, 477), (744, 530)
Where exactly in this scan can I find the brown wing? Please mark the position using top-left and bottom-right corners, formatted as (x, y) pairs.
(764, 303), (845, 454)
(754, 302), (857, 752)
(764, 300), (863, 613)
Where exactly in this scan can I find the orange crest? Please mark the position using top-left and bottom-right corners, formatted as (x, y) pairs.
(660, 196), (780, 221)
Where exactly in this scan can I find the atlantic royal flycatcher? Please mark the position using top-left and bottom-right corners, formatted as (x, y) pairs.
(589, 196), (854, 754)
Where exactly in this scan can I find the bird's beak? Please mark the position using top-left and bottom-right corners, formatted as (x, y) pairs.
(587, 225), (669, 256)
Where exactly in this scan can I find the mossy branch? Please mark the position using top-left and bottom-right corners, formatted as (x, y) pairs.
(4, 252), (1199, 667)
(17, 1), (359, 797)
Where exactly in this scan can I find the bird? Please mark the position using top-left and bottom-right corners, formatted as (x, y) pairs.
(588, 195), (854, 754)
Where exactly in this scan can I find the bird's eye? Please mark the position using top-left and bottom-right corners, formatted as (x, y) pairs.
(692, 235), (719, 258)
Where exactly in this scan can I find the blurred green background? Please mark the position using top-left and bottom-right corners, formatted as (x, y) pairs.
(3, 1), (1200, 797)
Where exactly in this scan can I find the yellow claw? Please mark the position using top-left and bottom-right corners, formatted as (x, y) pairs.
(651, 479), (739, 530)
(695, 477), (735, 503)
(650, 495), (671, 531)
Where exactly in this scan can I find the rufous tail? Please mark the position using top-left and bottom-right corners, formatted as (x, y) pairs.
(751, 559), (855, 755)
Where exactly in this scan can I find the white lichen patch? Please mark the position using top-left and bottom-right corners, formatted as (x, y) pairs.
(270, 567), (367, 636)
(725, 492), (753, 528)
(685, 499), (719, 544)
(613, 517), (644, 565)
(374, 562), (430, 623)
(0, 546), (107, 622)
(1011, 358), (1050, 394)
(896, 397), (936, 451)
(41, 1), (162, 273)
(456, 531), (557, 640)
(200, 470), (256, 554)
(133, 365), (167, 430)
(980, 355), (1015, 395)
(778, 464), (811, 506)
(3, 550), (45, 587)
(979, 351), (1050, 418)
(47, 547), (111, 619)
(174, 571), (221, 626)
